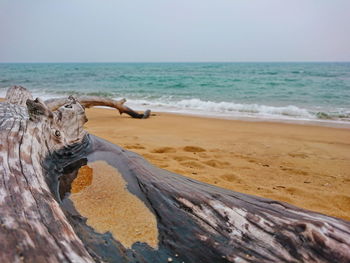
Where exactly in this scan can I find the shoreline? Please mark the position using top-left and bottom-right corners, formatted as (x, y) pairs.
(84, 108), (350, 220)
(147, 110), (350, 129)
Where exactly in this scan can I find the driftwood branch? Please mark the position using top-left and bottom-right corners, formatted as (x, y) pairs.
(45, 96), (151, 119)
(5, 85), (151, 118)
(1, 86), (350, 263)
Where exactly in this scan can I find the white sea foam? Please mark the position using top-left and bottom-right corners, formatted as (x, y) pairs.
(174, 99), (313, 117)
(123, 98), (350, 127)
(125, 98), (314, 119)
(1, 87), (349, 126)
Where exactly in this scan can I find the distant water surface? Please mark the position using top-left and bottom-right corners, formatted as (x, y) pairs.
(0, 62), (349, 125)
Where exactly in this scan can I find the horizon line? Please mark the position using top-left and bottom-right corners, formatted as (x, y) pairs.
(0, 61), (350, 64)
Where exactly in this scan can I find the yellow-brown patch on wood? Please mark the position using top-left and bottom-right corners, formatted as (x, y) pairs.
(70, 161), (159, 249)
(71, 165), (93, 193)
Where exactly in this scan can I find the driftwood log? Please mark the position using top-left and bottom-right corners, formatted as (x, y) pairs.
(1, 86), (350, 263)
(6, 85), (151, 119)
(45, 96), (150, 119)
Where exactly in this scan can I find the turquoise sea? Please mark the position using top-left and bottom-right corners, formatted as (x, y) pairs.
(0, 62), (349, 124)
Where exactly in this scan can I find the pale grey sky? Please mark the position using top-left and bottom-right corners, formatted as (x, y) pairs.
(0, 0), (349, 62)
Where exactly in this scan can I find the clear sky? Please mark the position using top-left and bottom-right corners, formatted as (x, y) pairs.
(0, 0), (349, 62)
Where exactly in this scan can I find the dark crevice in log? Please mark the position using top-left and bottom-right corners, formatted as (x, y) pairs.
(59, 158), (88, 201)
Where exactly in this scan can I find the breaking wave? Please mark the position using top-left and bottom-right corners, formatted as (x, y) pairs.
(125, 98), (350, 123)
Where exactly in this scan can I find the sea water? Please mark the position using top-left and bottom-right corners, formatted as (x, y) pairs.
(0, 62), (349, 125)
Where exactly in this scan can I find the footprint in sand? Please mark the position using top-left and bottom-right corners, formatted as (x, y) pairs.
(283, 187), (308, 197)
(280, 166), (309, 176)
(197, 152), (209, 158)
(151, 147), (177, 153)
(124, 144), (146, 150)
(143, 153), (167, 161)
(179, 160), (205, 169)
(288, 152), (309, 159)
(204, 159), (231, 168)
(220, 173), (238, 182)
(183, 146), (206, 152)
(173, 155), (197, 162)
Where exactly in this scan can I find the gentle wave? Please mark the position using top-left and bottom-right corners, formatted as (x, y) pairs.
(125, 98), (350, 122)
(175, 99), (313, 117)
(1, 87), (349, 123)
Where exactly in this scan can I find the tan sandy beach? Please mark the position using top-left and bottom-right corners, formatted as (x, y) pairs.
(84, 108), (350, 221)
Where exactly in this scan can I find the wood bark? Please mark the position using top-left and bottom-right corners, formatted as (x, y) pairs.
(1, 86), (350, 263)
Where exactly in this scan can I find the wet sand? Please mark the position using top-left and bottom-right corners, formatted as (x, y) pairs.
(84, 108), (350, 221)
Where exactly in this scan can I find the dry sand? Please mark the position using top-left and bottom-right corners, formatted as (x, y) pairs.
(70, 161), (159, 249)
(84, 108), (350, 221)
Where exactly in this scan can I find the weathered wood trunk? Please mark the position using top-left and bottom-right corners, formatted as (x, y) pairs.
(0, 93), (93, 262)
(1, 86), (350, 263)
(45, 96), (151, 119)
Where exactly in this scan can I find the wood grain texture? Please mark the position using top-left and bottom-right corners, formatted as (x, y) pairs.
(5, 85), (33, 106)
